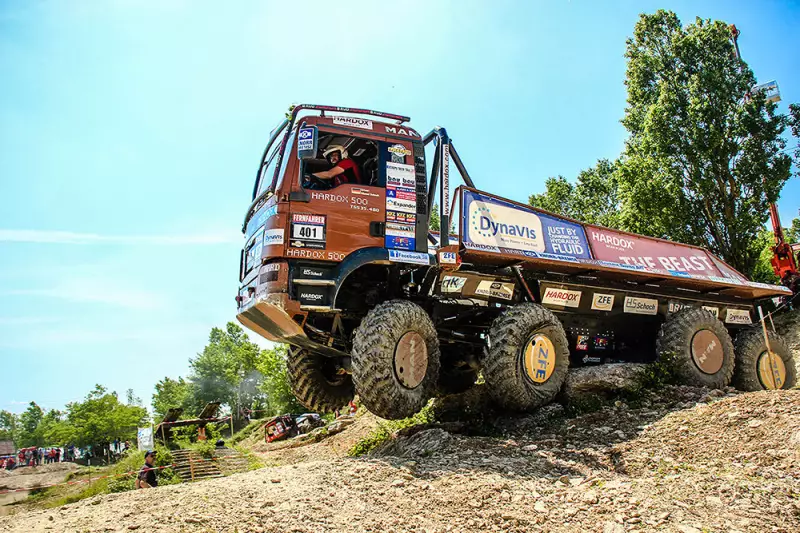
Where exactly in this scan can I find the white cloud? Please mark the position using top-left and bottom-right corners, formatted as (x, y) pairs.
(0, 229), (241, 245)
(9, 277), (168, 311)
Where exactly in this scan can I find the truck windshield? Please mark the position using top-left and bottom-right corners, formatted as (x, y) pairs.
(252, 119), (289, 199)
(256, 146), (280, 197)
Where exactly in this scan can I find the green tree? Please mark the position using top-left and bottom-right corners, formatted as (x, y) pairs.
(786, 216), (800, 243)
(617, 10), (796, 276)
(65, 385), (147, 447)
(0, 410), (17, 442)
(429, 203), (440, 232)
(17, 401), (44, 447)
(529, 159), (621, 228)
(37, 409), (74, 446)
(189, 323), (267, 418)
(256, 345), (303, 416)
(151, 377), (195, 420)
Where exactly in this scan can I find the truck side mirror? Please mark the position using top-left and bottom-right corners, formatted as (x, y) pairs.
(297, 126), (318, 160)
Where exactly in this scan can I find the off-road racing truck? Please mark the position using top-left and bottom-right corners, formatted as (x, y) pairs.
(237, 104), (796, 420)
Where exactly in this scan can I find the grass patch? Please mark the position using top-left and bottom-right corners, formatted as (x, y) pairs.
(348, 402), (436, 457)
(229, 419), (265, 446)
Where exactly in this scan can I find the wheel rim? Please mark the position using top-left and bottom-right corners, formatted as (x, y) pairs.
(523, 334), (556, 384)
(394, 331), (428, 389)
(757, 351), (786, 390)
(690, 329), (724, 374)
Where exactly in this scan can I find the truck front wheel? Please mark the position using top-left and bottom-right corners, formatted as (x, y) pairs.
(351, 300), (441, 419)
(287, 348), (354, 413)
(656, 308), (735, 389)
(733, 328), (796, 391)
(483, 303), (570, 411)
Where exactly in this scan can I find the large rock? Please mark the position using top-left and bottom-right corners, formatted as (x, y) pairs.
(375, 428), (453, 458)
(561, 363), (648, 401)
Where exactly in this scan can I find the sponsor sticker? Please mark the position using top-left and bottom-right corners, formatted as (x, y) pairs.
(576, 335), (590, 351)
(475, 280), (515, 301)
(386, 223), (415, 238)
(623, 296), (658, 315)
(386, 162), (416, 188)
(386, 197), (417, 214)
(386, 210), (416, 224)
(725, 309), (752, 325)
(351, 187), (380, 198)
(668, 301), (692, 314)
(591, 293), (615, 311)
(386, 187), (417, 202)
(462, 190), (590, 259)
(702, 306), (720, 318)
(542, 287), (582, 308)
(385, 235), (415, 251)
(290, 213), (325, 249)
(439, 251), (457, 265)
(388, 143), (411, 163)
(263, 228), (284, 246)
(440, 275), (467, 293)
(332, 116), (373, 130)
(388, 250), (430, 265)
(298, 127), (315, 152)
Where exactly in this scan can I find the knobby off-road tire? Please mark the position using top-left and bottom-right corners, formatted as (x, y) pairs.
(733, 328), (796, 391)
(287, 347), (354, 413)
(483, 303), (570, 411)
(656, 308), (734, 389)
(351, 300), (441, 419)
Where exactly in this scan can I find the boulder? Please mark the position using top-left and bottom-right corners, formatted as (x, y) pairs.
(375, 428), (453, 458)
(561, 363), (649, 401)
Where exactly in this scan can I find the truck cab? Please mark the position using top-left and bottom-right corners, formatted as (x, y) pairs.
(237, 106), (432, 359)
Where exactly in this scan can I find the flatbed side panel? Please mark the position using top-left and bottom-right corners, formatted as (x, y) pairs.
(456, 188), (791, 300)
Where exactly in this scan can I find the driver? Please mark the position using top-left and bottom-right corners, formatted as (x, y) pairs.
(311, 145), (362, 188)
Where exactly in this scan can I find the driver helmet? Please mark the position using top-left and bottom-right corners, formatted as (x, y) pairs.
(323, 145), (348, 162)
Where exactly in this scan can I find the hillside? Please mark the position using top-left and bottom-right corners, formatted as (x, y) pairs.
(2, 386), (797, 533)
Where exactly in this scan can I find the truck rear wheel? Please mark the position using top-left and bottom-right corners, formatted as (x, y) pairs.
(351, 300), (441, 419)
(287, 348), (354, 413)
(483, 303), (570, 411)
(733, 328), (796, 391)
(656, 308), (734, 389)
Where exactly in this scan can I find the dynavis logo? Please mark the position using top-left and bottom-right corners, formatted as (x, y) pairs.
(478, 216), (537, 240)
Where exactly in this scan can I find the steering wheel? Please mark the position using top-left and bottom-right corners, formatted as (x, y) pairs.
(302, 173), (330, 190)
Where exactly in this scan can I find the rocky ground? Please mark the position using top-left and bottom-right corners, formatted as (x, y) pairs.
(2, 385), (797, 533)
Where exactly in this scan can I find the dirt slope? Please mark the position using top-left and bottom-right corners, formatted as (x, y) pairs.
(2, 387), (797, 533)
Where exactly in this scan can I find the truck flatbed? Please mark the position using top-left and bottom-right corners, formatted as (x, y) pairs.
(448, 187), (790, 302)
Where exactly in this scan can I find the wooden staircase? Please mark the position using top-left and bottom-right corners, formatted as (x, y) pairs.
(213, 447), (250, 476)
(171, 449), (222, 482)
(170, 448), (250, 482)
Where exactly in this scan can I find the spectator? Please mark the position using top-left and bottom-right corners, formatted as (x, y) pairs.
(135, 450), (158, 489)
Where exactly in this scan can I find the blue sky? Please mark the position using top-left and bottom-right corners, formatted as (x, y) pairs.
(1, 1), (798, 415)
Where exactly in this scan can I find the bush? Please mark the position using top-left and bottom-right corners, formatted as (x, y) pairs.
(348, 403), (435, 457)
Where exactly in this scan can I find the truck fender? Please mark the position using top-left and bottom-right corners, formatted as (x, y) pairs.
(331, 247), (392, 307)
